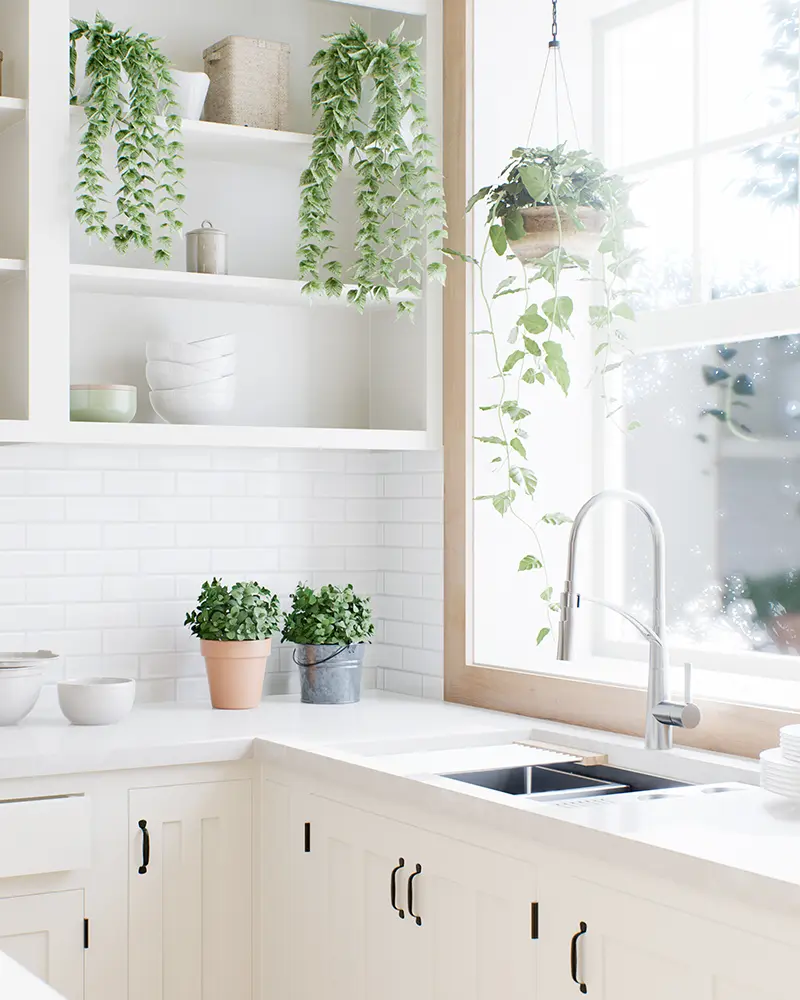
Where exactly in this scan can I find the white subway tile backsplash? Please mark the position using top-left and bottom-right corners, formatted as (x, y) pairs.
(0, 445), (445, 703)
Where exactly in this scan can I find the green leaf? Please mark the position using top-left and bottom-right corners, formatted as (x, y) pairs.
(465, 185), (492, 213)
(519, 468), (537, 495)
(589, 305), (612, 328)
(501, 401), (531, 422)
(495, 276), (516, 294)
(521, 367), (539, 384)
(733, 374), (755, 396)
(627, 420), (642, 431)
(523, 336), (542, 357)
(503, 350), (525, 373)
(490, 224), (508, 256)
(540, 587), (553, 601)
(475, 435), (506, 445)
(543, 341), (571, 394)
(492, 490), (515, 515)
(443, 247), (478, 265)
(542, 296), (574, 330)
(536, 627), (550, 645)
(519, 554), (543, 571)
(510, 437), (527, 459)
(503, 208), (525, 242)
(519, 304), (549, 335)
(702, 366), (730, 386)
(518, 163), (550, 202)
(612, 301), (636, 322)
(541, 512), (572, 526)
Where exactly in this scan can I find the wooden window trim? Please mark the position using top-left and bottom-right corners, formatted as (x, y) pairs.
(441, 0), (800, 760)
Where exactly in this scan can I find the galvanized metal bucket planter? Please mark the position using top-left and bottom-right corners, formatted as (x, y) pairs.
(293, 643), (365, 705)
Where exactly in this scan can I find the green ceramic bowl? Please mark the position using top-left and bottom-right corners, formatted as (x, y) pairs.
(70, 384), (137, 423)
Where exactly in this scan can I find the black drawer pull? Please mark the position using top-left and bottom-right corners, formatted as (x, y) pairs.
(138, 819), (150, 874)
(407, 863), (422, 926)
(390, 859), (405, 918)
(570, 921), (587, 994)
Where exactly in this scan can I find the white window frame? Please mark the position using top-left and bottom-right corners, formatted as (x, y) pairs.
(590, 0), (800, 685)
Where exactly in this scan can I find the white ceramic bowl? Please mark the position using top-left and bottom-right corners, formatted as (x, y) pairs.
(146, 358), (236, 391)
(0, 650), (58, 669)
(0, 667), (44, 725)
(167, 69), (210, 120)
(146, 336), (236, 365)
(150, 380), (236, 424)
(58, 677), (136, 726)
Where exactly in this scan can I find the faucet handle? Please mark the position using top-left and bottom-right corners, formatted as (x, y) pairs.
(653, 662), (701, 731)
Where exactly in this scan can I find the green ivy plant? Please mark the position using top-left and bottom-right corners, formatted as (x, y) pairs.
(185, 579), (282, 642)
(298, 21), (446, 314)
(697, 344), (756, 442)
(282, 583), (375, 646)
(70, 13), (185, 264)
(447, 144), (637, 643)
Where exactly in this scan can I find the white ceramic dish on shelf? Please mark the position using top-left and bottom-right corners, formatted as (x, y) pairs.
(0, 650), (58, 669)
(146, 357), (236, 390)
(58, 677), (136, 725)
(150, 379), (236, 424)
(0, 667), (44, 725)
(146, 335), (236, 365)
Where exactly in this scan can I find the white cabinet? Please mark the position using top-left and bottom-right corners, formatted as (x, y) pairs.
(287, 791), (537, 1000)
(539, 875), (794, 1000)
(128, 779), (252, 1000)
(0, 890), (85, 1000)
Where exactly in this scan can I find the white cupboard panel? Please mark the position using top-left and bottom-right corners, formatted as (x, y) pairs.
(0, 890), (84, 1000)
(0, 795), (90, 879)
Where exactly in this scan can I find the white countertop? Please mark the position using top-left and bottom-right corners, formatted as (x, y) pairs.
(0, 952), (65, 1000)
(4, 690), (799, 912)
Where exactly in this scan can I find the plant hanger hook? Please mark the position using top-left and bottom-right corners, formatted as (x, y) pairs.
(525, 0), (581, 148)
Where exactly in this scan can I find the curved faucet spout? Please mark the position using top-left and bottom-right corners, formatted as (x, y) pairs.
(555, 489), (671, 750)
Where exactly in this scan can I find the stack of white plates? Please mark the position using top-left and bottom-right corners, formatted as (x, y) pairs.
(780, 724), (800, 764)
(0, 651), (58, 725)
(146, 335), (236, 424)
(760, 745), (800, 798)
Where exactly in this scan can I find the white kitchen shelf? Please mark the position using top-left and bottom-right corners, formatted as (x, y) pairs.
(0, 97), (26, 135)
(71, 107), (314, 165)
(0, 419), (433, 451)
(720, 437), (800, 460)
(71, 263), (411, 309)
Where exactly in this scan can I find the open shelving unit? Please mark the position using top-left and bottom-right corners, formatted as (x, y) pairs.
(0, 0), (443, 450)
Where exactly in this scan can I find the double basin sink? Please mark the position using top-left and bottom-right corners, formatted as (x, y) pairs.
(442, 760), (689, 803)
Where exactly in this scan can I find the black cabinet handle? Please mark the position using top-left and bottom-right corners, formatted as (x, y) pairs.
(570, 921), (587, 994)
(138, 819), (150, 875)
(407, 863), (422, 926)
(390, 859), (405, 918)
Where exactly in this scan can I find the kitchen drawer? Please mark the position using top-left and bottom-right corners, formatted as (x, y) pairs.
(0, 795), (90, 878)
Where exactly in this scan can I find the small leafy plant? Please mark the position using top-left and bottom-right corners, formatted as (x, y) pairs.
(697, 344), (756, 442)
(282, 583), (375, 646)
(298, 21), (446, 314)
(70, 13), (185, 263)
(447, 144), (637, 643)
(185, 579), (282, 642)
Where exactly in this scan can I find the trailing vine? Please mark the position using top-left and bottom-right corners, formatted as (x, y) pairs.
(298, 21), (446, 314)
(70, 13), (185, 264)
(447, 145), (637, 642)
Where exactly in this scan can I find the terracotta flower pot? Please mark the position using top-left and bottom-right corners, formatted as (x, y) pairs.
(200, 638), (271, 710)
(510, 206), (606, 263)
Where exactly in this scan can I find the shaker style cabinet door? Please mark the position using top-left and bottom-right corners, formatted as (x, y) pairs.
(128, 779), (252, 1000)
(538, 874), (793, 1000)
(0, 890), (85, 1000)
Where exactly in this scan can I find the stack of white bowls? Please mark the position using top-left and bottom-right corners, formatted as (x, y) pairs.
(146, 335), (236, 424)
(760, 725), (800, 798)
(0, 651), (58, 725)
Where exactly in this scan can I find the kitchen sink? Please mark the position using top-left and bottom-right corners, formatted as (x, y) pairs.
(440, 761), (690, 802)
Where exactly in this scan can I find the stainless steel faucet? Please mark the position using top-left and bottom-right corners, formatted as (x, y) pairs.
(556, 489), (700, 750)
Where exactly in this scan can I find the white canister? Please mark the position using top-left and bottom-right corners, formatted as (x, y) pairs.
(186, 220), (228, 275)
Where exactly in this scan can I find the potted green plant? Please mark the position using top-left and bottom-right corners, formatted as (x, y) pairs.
(446, 143), (637, 643)
(70, 13), (186, 264)
(298, 21), (446, 314)
(738, 572), (800, 653)
(185, 579), (282, 709)
(282, 583), (374, 704)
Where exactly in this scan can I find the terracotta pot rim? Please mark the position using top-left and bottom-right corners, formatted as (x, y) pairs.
(200, 637), (272, 657)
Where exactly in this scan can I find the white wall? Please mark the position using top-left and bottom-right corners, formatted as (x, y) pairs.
(0, 444), (443, 703)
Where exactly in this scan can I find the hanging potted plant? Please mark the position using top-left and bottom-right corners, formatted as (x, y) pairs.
(297, 21), (446, 314)
(282, 583), (374, 705)
(185, 579), (282, 710)
(445, 3), (639, 644)
(70, 13), (186, 264)
(470, 145), (619, 263)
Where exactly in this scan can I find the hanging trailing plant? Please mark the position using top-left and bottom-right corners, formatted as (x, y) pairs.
(298, 21), (446, 314)
(697, 344), (757, 442)
(70, 13), (185, 264)
(446, 143), (638, 642)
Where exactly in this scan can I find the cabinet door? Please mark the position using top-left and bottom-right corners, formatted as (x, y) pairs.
(539, 875), (793, 1000)
(129, 779), (252, 1000)
(289, 793), (537, 1000)
(0, 890), (84, 1000)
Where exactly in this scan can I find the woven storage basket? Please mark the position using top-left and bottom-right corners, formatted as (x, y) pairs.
(202, 36), (289, 130)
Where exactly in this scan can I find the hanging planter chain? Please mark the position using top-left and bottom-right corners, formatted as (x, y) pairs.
(526, 0), (580, 147)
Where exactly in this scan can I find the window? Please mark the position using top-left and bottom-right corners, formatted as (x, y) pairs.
(443, 0), (800, 754)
